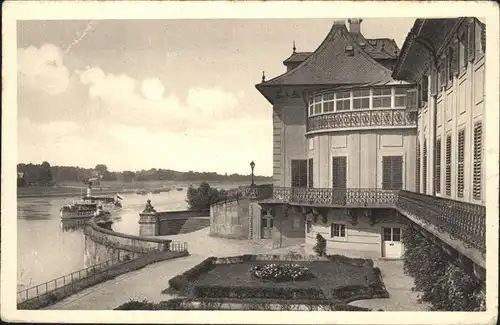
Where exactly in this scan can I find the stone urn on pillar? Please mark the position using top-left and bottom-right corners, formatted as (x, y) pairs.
(139, 199), (159, 236)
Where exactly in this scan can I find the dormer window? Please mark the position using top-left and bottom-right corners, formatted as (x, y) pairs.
(359, 42), (366, 48)
(345, 45), (354, 56)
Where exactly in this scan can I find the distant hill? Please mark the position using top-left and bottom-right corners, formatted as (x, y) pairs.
(17, 162), (272, 186)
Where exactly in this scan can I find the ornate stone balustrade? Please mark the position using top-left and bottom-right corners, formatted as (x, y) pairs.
(269, 186), (485, 254)
(307, 108), (417, 133)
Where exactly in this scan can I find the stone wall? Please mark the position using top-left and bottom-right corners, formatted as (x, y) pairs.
(84, 220), (172, 267)
(210, 198), (252, 239)
(272, 204), (306, 248)
(139, 209), (210, 236)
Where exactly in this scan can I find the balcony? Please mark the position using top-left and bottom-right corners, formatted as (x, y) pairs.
(307, 108), (417, 133)
(264, 187), (485, 256)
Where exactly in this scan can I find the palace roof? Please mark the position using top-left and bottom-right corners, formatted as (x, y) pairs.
(256, 20), (403, 103)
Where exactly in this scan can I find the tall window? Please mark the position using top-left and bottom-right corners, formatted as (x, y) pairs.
(382, 156), (403, 190)
(308, 158), (314, 188)
(421, 75), (429, 106)
(352, 89), (370, 110)
(291, 160), (308, 188)
(473, 122), (483, 200)
(331, 223), (346, 239)
(323, 93), (335, 113)
(422, 140), (427, 194)
(445, 135), (452, 196)
(335, 91), (351, 111)
(311, 95), (323, 115)
(332, 156), (347, 189)
(394, 88), (407, 108)
(416, 140), (421, 193)
(435, 138), (442, 194)
(372, 88), (391, 109)
(447, 46), (456, 82)
(457, 129), (465, 198)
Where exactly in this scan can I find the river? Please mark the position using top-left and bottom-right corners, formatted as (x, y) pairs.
(17, 181), (248, 290)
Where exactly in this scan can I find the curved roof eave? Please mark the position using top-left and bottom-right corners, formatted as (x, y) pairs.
(259, 22), (398, 88)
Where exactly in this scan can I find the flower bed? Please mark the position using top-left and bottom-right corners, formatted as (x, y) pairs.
(249, 263), (313, 282)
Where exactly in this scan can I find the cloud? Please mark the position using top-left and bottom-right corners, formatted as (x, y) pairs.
(76, 66), (247, 132)
(17, 44), (70, 95)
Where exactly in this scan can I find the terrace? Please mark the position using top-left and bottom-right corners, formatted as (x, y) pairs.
(225, 185), (486, 270)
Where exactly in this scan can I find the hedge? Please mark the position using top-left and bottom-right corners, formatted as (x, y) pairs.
(115, 298), (376, 311)
(401, 224), (485, 311)
(166, 257), (217, 292)
(193, 285), (325, 300)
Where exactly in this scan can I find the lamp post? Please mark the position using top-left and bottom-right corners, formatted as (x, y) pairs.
(250, 161), (255, 187)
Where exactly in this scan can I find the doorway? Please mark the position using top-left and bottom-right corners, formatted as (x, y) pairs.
(382, 227), (403, 258)
(261, 216), (273, 239)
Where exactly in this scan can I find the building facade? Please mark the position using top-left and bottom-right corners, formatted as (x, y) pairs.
(254, 18), (485, 277)
(256, 19), (419, 258)
(392, 18), (486, 204)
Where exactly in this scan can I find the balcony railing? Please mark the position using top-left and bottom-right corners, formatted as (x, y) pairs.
(268, 186), (485, 254)
(307, 108), (417, 132)
(396, 190), (486, 253)
(272, 187), (398, 207)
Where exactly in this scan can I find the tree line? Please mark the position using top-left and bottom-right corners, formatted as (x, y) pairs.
(17, 162), (271, 186)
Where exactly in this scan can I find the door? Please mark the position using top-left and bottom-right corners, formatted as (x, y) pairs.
(382, 156), (403, 190)
(332, 156), (347, 205)
(382, 227), (403, 258)
(291, 160), (308, 201)
(261, 217), (273, 239)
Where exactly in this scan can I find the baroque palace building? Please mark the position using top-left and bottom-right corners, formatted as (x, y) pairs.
(253, 18), (485, 279)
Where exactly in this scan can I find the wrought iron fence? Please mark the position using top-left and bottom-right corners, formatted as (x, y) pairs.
(271, 186), (485, 253)
(272, 187), (398, 206)
(17, 253), (138, 305)
(396, 190), (486, 253)
(307, 108), (417, 132)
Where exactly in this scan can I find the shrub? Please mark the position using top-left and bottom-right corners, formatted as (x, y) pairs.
(313, 233), (327, 256)
(192, 285), (325, 300)
(167, 257), (216, 291)
(115, 299), (158, 310)
(401, 225), (486, 311)
(249, 263), (313, 282)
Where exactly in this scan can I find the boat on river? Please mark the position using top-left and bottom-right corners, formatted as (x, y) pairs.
(60, 186), (115, 220)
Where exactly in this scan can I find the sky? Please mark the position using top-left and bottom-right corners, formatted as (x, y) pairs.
(17, 18), (416, 176)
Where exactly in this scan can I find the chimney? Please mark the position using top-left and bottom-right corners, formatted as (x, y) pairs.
(348, 18), (363, 34)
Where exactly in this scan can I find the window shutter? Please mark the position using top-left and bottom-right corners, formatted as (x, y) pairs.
(430, 67), (438, 96)
(468, 19), (476, 62)
(406, 88), (419, 111)
(421, 75), (429, 104)
(481, 23), (486, 53)
(451, 40), (459, 77)
(291, 160), (308, 188)
(435, 138), (441, 194)
(439, 57), (447, 88)
(332, 157), (347, 189)
(416, 140), (421, 193)
(308, 158), (314, 188)
(392, 156), (403, 190)
(422, 140), (427, 194)
(473, 122), (482, 200)
(382, 156), (403, 190)
(445, 135), (452, 196)
(457, 130), (465, 198)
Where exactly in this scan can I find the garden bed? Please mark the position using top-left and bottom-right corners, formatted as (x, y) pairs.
(115, 298), (376, 311)
(164, 254), (388, 305)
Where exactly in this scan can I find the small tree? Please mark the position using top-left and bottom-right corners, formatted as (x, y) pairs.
(313, 233), (327, 256)
(186, 182), (222, 210)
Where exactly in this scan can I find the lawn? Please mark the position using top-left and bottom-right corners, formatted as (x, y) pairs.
(195, 261), (376, 290)
(169, 258), (387, 303)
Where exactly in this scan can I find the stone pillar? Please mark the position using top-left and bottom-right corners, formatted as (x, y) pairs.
(139, 212), (159, 236)
(248, 190), (259, 240)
